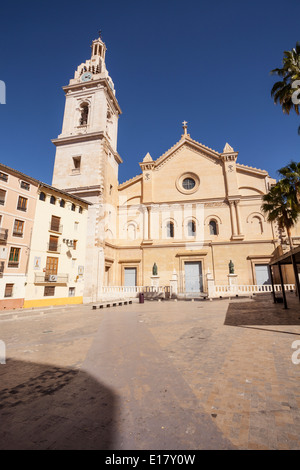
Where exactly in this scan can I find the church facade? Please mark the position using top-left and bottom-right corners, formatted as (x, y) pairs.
(51, 34), (297, 303)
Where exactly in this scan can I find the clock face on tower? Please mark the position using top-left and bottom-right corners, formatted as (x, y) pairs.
(81, 72), (93, 82)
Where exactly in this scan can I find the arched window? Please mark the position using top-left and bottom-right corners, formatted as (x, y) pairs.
(167, 221), (174, 238)
(71, 203), (76, 212)
(39, 192), (46, 201)
(79, 103), (89, 126)
(209, 220), (218, 235)
(50, 195), (56, 205)
(60, 199), (65, 208)
(127, 223), (136, 240)
(79, 206), (83, 214)
(187, 220), (196, 237)
(251, 216), (263, 234)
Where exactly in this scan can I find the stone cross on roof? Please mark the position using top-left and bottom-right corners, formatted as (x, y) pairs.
(182, 120), (188, 135)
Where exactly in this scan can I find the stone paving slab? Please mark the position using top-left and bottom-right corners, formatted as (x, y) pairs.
(0, 295), (299, 449)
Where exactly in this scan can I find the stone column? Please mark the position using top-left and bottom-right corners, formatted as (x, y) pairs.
(229, 201), (237, 237)
(234, 200), (243, 235)
(147, 206), (151, 240)
(143, 206), (148, 240)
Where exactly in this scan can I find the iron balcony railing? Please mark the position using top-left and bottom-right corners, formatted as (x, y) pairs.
(47, 242), (61, 253)
(49, 222), (63, 233)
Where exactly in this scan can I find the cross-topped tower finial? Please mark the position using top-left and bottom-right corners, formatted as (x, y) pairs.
(182, 120), (188, 136)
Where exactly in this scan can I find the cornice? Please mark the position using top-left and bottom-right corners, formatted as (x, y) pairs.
(52, 131), (105, 146)
(236, 163), (268, 177)
(118, 174), (143, 190)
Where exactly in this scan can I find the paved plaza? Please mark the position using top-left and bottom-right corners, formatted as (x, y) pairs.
(0, 294), (300, 450)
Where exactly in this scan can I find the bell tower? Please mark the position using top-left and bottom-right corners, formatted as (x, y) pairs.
(52, 32), (122, 199)
(51, 33), (122, 302)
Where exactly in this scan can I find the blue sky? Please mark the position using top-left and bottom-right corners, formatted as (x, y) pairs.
(0, 0), (299, 184)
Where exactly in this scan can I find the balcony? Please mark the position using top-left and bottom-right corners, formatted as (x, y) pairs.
(0, 228), (8, 243)
(7, 261), (19, 268)
(34, 273), (69, 285)
(12, 229), (23, 238)
(47, 242), (61, 253)
(17, 205), (27, 212)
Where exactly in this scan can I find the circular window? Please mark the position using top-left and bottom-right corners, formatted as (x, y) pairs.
(182, 177), (196, 190)
(176, 172), (200, 194)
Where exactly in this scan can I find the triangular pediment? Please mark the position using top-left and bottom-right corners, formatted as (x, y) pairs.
(153, 135), (221, 171)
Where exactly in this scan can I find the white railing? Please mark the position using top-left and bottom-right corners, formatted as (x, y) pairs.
(213, 284), (295, 297)
(99, 285), (171, 300)
(98, 283), (296, 301)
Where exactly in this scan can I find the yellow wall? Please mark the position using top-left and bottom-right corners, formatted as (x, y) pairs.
(23, 296), (83, 309)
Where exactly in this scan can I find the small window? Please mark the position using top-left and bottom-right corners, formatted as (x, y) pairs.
(0, 172), (8, 182)
(50, 195), (56, 205)
(73, 156), (81, 170)
(68, 287), (75, 297)
(187, 220), (196, 237)
(209, 220), (218, 235)
(0, 189), (6, 205)
(44, 286), (55, 297)
(4, 283), (14, 298)
(78, 206), (83, 214)
(39, 192), (46, 201)
(8, 247), (20, 267)
(167, 221), (174, 238)
(182, 178), (196, 190)
(17, 196), (27, 212)
(20, 181), (30, 191)
(71, 203), (76, 212)
(13, 219), (24, 237)
(60, 199), (65, 208)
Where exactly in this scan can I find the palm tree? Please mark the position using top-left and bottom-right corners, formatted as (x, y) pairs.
(278, 161), (300, 204)
(261, 180), (299, 248)
(271, 43), (300, 130)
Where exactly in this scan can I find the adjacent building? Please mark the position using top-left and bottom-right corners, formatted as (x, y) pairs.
(0, 165), (39, 308)
(0, 164), (89, 310)
(24, 183), (89, 308)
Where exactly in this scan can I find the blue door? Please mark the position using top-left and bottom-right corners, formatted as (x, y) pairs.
(184, 262), (203, 292)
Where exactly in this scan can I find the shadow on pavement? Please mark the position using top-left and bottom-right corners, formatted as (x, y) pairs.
(224, 294), (300, 335)
(0, 359), (117, 450)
